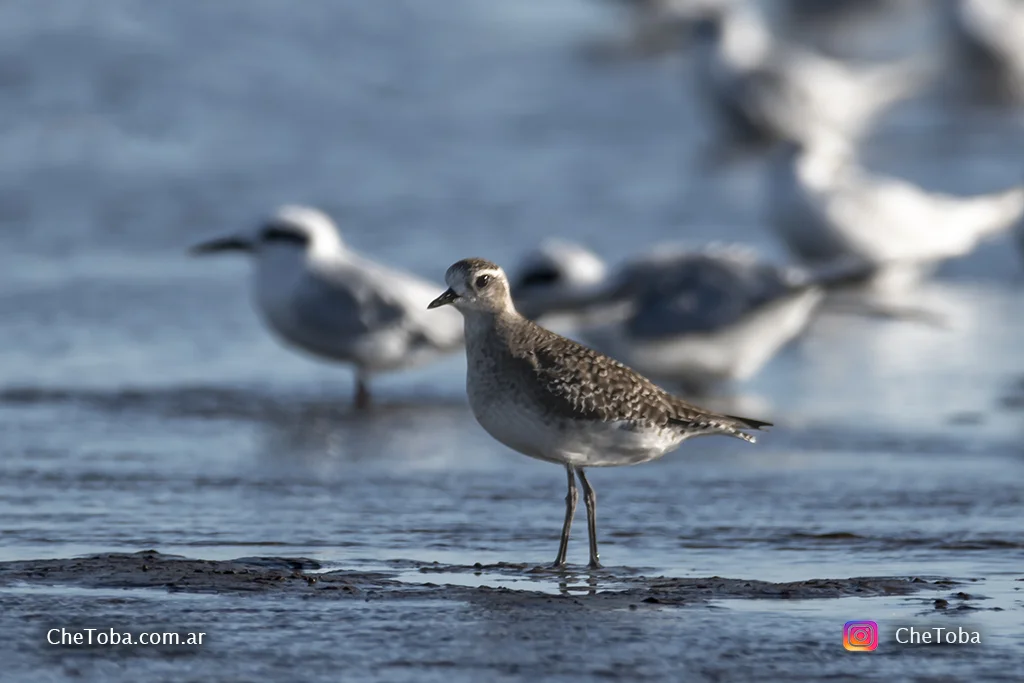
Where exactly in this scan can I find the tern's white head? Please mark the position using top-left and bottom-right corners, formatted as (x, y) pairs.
(189, 205), (344, 261)
(692, 1), (771, 69)
(509, 240), (609, 319)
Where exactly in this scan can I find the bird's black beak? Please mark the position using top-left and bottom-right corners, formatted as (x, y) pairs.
(428, 288), (460, 309)
(188, 235), (254, 255)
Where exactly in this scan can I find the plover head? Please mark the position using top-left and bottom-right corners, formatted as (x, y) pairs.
(189, 205), (343, 259)
(428, 258), (513, 315)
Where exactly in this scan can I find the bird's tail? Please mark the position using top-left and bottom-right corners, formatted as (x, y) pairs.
(789, 258), (953, 327)
(865, 54), (936, 108)
(954, 185), (1024, 242)
(851, 55), (937, 132)
(668, 400), (772, 444)
(721, 414), (773, 444)
(788, 256), (877, 291)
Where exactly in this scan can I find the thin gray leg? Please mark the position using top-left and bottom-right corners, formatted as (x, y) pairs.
(354, 373), (371, 410)
(577, 468), (601, 569)
(554, 465), (578, 567)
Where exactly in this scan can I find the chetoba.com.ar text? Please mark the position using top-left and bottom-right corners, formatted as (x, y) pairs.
(48, 627), (206, 646)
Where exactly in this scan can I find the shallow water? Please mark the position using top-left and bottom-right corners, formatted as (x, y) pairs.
(1, 0), (1023, 681)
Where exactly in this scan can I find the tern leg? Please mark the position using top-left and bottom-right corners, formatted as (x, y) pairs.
(354, 373), (371, 410)
(576, 468), (601, 569)
(554, 465), (578, 568)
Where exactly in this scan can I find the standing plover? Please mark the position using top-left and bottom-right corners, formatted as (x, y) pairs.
(191, 205), (463, 408)
(429, 258), (771, 568)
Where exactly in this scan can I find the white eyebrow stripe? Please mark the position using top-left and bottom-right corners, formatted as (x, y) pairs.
(472, 269), (504, 280)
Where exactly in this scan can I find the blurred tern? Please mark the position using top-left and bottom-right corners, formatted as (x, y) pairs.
(511, 239), (612, 325)
(943, 0), (1024, 102)
(512, 240), (869, 393)
(691, 3), (930, 151)
(190, 205), (463, 408)
(767, 136), (1024, 289)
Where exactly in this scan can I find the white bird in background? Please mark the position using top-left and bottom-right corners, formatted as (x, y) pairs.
(190, 205), (464, 408)
(767, 136), (1024, 289)
(943, 0), (1024, 102)
(511, 240), (867, 393)
(511, 239), (612, 324)
(690, 2), (930, 152)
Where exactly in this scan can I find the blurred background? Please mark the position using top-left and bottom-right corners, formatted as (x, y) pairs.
(3, 0), (1023, 420)
(1, 0), (1023, 679)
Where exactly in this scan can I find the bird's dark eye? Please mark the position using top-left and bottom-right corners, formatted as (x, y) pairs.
(475, 274), (491, 289)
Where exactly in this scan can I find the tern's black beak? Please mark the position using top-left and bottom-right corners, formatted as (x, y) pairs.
(188, 235), (254, 256)
(428, 288), (460, 309)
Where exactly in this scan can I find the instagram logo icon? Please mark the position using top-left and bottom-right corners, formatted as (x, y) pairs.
(844, 621), (878, 651)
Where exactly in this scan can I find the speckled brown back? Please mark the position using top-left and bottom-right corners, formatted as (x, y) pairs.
(486, 311), (770, 440)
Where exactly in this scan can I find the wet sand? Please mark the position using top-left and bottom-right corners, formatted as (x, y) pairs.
(2, 551), (1018, 683)
(0, 550), (942, 605)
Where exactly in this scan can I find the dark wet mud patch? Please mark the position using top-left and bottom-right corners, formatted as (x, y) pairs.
(0, 551), (949, 609)
(914, 589), (1007, 617)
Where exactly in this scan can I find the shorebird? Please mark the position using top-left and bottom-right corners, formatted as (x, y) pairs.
(429, 258), (771, 568)
(190, 205), (463, 408)
(942, 0), (1024, 102)
(511, 239), (611, 323)
(512, 241), (869, 393)
(767, 136), (1024, 289)
(691, 3), (929, 151)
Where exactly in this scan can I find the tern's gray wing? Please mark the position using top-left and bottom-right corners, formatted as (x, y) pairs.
(621, 253), (794, 338)
(303, 254), (464, 355)
(289, 269), (407, 341)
